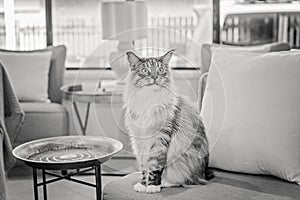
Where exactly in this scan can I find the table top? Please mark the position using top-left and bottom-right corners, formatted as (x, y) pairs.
(61, 82), (124, 104)
(12, 136), (123, 170)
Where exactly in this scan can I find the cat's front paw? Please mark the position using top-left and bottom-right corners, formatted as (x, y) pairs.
(133, 182), (161, 193)
(145, 185), (161, 193)
(134, 182), (146, 192)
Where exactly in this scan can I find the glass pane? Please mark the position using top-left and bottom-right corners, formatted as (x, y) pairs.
(52, 0), (213, 69)
(15, 0), (46, 50)
(135, 0), (213, 69)
(1, 0), (46, 50)
(222, 13), (278, 45)
(220, 0), (300, 48)
(52, 0), (103, 68)
(0, 0), (5, 49)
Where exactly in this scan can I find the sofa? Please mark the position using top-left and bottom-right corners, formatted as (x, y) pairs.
(104, 169), (300, 200)
(103, 73), (300, 200)
(1, 45), (69, 148)
(103, 43), (300, 199)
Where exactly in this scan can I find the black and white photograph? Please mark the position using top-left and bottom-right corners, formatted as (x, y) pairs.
(1, 0), (300, 199)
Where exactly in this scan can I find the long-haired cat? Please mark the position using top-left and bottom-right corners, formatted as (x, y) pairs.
(123, 50), (212, 193)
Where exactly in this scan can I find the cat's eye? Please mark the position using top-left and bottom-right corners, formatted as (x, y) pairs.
(157, 67), (165, 74)
(140, 68), (148, 75)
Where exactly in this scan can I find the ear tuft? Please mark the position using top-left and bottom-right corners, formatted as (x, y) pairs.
(127, 51), (141, 67)
(160, 49), (175, 65)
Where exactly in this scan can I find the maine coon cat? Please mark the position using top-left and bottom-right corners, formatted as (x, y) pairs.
(123, 50), (212, 193)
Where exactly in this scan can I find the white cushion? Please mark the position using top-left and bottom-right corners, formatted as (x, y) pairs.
(201, 42), (290, 73)
(200, 48), (300, 184)
(0, 51), (52, 102)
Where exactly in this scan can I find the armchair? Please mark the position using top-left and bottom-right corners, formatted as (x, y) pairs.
(1, 45), (69, 147)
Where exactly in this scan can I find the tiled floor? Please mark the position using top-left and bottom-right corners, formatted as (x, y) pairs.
(7, 168), (121, 200)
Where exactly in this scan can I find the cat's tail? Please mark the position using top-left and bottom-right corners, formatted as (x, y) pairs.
(204, 154), (214, 180)
(205, 168), (214, 180)
(182, 169), (214, 188)
(182, 178), (207, 188)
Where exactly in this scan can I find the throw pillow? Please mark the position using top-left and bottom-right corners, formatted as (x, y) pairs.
(201, 42), (290, 73)
(200, 48), (300, 184)
(0, 51), (52, 102)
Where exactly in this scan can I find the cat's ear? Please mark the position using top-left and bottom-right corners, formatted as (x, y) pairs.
(126, 51), (141, 68)
(160, 49), (175, 65)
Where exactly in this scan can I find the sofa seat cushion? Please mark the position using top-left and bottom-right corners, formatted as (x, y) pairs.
(21, 102), (67, 113)
(13, 102), (68, 146)
(103, 169), (300, 200)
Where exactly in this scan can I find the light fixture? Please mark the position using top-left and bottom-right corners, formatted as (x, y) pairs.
(101, 0), (148, 83)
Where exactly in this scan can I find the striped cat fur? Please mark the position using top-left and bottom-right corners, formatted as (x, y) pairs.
(123, 50), (212, 194)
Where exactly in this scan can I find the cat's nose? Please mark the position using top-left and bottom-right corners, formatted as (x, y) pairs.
(151, 75), (158, 81)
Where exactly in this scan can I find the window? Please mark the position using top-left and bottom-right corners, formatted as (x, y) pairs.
(52, 0), (103, 68)
(220, 0), (300, 48)
(2, 0), (300, 69)
(0, 0), (5, 49)
(0, 0), (46, 50)
(0, 0), (214, 69)
(51, 0), (213, 69)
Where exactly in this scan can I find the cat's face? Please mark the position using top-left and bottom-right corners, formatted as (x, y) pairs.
(126, 50), (175, 90)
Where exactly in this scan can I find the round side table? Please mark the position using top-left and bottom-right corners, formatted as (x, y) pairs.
(12, 136), (123, 200)
(60, 83), (136, 174)
(60, 83), (123, 136)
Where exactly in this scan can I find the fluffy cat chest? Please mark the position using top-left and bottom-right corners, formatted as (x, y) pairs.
(126, 107), (170, 130)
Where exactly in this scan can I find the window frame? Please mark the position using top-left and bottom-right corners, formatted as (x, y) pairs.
(44, 0), (220, 70)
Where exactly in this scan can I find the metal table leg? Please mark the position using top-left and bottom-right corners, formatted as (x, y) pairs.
(95, 165), (102, 200)
(42, 169), (47, 200)
(73, 101), (91, 135)
(73, 101), (91, 173)
(31, 165), (103, 200)
(32, 168), (39, 200)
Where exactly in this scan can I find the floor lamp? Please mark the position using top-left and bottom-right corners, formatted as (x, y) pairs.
(101, 0), (148, 83)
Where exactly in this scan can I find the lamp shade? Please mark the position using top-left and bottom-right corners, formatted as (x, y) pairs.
(101, 0), (148, 41)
